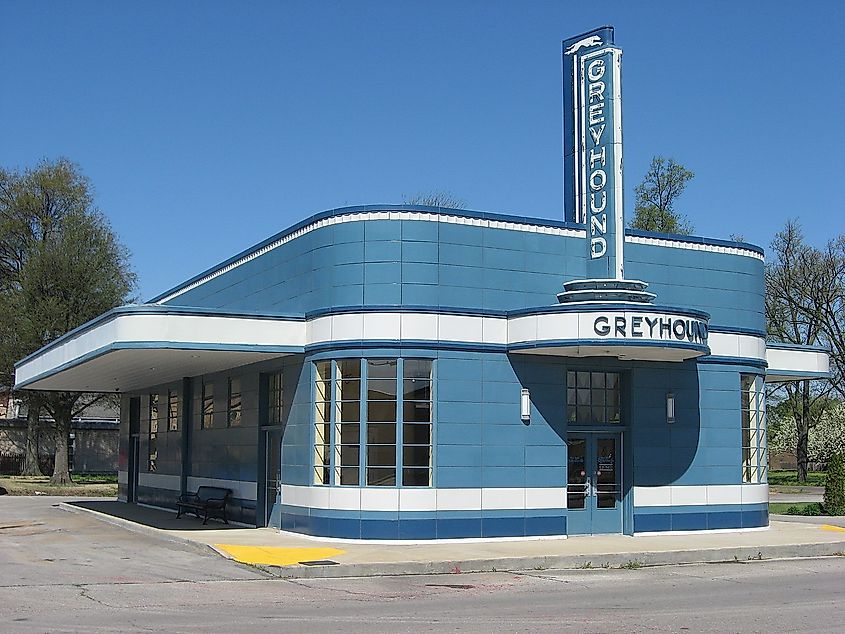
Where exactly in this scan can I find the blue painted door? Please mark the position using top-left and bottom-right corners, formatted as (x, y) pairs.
(567, 434), (622, 535)
(264, 430), (282, 529)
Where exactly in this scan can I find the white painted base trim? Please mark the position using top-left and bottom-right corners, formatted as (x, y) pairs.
(633, 484), (768, 507)
(274, 528), (568, 546)
(280, 485), (567, 512)
(187, 476), (257, 501)
(137, 502), (254, 528)
(634, 526), (770, 537)
(138, 472), (180, 491)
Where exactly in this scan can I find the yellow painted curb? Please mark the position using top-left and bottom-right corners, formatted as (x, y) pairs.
(820, 524), (845, 533)
(214, 544), (346, 566)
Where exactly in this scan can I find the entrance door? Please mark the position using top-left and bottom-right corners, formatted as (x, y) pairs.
(567, 434), (622, 535)
(128, 436), (139, 503)
(263, 430), (282, 528)
(128, 397), (141, 503)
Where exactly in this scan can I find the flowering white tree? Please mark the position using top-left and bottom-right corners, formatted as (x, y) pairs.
(769, 401), (845, 465)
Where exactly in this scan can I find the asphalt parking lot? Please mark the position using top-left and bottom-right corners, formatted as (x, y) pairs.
(2, 497), (845, 633)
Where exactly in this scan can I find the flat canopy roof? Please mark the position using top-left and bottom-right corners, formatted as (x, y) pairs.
(14, 305), (828, 393)
(14, 307), (304, 392)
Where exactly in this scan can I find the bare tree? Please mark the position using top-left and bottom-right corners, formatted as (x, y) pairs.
(406, 191), (467, 209)
(766, 220), (843, 480)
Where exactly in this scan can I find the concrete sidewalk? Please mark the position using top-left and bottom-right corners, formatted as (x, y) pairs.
(63, 500), (845, 579)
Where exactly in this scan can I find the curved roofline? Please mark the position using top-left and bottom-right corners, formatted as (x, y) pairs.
(147, 204), (765, 304)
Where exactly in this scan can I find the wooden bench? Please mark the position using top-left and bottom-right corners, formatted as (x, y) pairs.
(175, 486), (231, 525)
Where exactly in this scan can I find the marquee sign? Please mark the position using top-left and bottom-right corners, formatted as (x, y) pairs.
(563, 27), (625, 281)
(593, 313), (709, 345)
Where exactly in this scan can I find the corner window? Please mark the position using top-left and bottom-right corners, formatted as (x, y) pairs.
(167, 390), (179, 432)
(201, 381), (214, 429)
(567, 371), (620, 424)
(312, 358), (434, 487)
(335, 359), (362, 486)
(402, 359), (433, 486)
(313, 361), (331, 485)
(741, 374), (767, 483)
(366, 359), (397, 486)
(148, 394), (158, 472)
(228, 377), (242, 427)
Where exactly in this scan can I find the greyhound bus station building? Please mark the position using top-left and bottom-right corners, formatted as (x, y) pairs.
(13, 28), (829, 540)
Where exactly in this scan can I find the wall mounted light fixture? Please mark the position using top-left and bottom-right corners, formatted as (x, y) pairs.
(521, 388), (531, 422)
(667, 392), (675, 424)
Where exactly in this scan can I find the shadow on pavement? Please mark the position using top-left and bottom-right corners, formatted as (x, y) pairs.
(68, 500), (244, 532)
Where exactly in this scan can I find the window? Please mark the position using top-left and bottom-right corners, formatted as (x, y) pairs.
(167, 390), (179, 432)
(366, 359), (397, 486)
(228, 377), (242, 427)
(268, 372), (284, 424)
(567, 371), (620, 424)
(148, 394), (158, 472)
(312, 358), (434, 487)
(741, 374), (767, 483)
(402, 359), (432, 486)
(335, 359), (361, 485)
(201, 381), (214, 429)
(314, 361), (331, 485)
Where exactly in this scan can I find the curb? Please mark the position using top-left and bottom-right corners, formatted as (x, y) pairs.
(62, 503), (845, 579)
(263, 542), (845, 579)
(58, 502), (219, 558)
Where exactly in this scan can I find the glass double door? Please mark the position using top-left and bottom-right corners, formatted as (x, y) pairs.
(567, 433), (622, 535)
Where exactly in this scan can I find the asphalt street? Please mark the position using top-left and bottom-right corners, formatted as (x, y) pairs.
(2, 497), (844, 633)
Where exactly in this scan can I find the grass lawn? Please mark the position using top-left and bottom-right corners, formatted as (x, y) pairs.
(769, 502), (828, 516)
(768, 470), (826, 487)
(0, 475), (117, 497)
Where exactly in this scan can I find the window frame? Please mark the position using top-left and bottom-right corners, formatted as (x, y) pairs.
(566, 370), (621, 425)
(201, 380), (214, 429)
(148, 393), (159, 472)
(227, 377), (242, 427)
(167, 389), (179, 432)
(741, 373), (767, 484)
(267, 372), (284, 425)
(312, 357), (434, 487)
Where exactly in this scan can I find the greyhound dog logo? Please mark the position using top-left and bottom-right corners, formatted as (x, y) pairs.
(565, 35), (603, 55)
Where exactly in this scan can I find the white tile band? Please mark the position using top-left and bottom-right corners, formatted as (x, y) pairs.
(18, 309), (775, 388)
(633, 484), (768, 507)
(280, 485), (568, 512)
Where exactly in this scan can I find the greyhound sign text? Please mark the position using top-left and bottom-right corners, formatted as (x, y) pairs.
(563, 27), (625, 280)
(586, 57), (609, 259)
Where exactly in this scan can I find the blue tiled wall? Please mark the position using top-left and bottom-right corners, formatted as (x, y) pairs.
(163, 218), (764, 332)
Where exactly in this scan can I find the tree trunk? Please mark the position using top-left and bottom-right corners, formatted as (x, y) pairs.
(22, 401), (44, 476)
(796, 380), (811, 483)
(50, 403), (73, 486)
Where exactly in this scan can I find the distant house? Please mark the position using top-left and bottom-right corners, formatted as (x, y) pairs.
(0, 393), (119, 475)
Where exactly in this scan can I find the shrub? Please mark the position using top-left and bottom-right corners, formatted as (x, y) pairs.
(785, 505), (802, 515)
(824, 453), (845, 515)
(803, 503), (823, 516)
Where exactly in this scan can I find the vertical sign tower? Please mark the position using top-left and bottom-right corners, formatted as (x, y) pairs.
(558, 27), (655, 305)
(563, 26), (624, 281)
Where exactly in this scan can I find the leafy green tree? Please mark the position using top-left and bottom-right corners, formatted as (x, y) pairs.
(824, 453), (845, 515)
(630, 156), (694, 234)
(0, 158), (135, 484)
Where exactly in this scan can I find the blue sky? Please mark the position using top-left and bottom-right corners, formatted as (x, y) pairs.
(2, 1), (843, 301)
